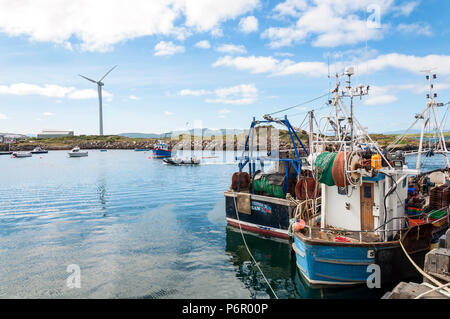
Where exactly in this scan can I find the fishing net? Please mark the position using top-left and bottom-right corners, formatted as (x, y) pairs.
(314, 152), (337, 186)
(253, 173), (286, 199)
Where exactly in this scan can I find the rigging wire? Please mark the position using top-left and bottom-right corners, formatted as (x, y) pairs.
(266, 92), (330, 117)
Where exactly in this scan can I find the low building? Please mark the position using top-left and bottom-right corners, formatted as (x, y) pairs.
(37, 130), (74, 139)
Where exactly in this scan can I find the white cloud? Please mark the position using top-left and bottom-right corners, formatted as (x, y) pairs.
(218, 108), (231, 114)
(274, 52), (294, 57)
(180, 84), (258, 104)
(365, 95), (398, 105)
(211, 28), (224, 38)
(213, 53), (450, 78)
(396, 23), (432, 36)
(263, 0), (393, 48)
(216, 44), (247, 54)
(393, 0), (420, 16)
(213, 55), (327, 76)
(67, 89), (113, 101)
(195, 40), (211, 49)
(130, 95), (139, 100)
(43, 112), (54, 116)
(364, 86), (398, 105)
(179, 89), (211, 96)
(218, 108), (231, 118)
(238, 16), (258, 33)
(213, 55), (282, 74)
(0, 83), (74, 98)
(358, 53), (450, 75)
(207, 84), (258, 104)
(0, 113), (8, 120)
(0, 82), (113, 101)
(273, 0), (308, 17)
(164, 111), (174, 116)
(0, 0), (260, 52)
(154, 41), (185, 56)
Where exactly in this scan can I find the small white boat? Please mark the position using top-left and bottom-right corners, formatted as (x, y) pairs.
(31, 147), (48, 154)
(12, 152), (32, 158)
(68, 146), (88, 157)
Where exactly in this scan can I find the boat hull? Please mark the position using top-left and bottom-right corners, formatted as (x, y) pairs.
(31, 151), (48, 154)
(68, 152), (88, 157)
(152, 149), (172, 158)
(224, 191), (296, 239)
(13, 153), (32, 158)
(293, 227), (431, 286)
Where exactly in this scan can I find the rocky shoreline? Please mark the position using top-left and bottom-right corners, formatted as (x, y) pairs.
(0, 138), (438, 152)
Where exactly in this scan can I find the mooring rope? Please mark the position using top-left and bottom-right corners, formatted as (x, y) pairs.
(414, 282), (450, 299)
(399, 240), (450, 294)
(232, 196), (279, 299)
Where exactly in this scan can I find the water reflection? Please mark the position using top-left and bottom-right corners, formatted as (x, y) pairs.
(225, 226), (392, 299)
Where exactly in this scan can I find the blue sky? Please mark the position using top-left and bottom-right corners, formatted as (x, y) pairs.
(0, 0), (449, 135)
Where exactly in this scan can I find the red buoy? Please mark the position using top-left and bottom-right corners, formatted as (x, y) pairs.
(293, 219), (306, 231)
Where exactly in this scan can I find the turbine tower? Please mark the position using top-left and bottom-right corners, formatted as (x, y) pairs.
(79, 65), (117, 136)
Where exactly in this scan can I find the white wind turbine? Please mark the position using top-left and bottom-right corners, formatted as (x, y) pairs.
(79, 65), (117, 136)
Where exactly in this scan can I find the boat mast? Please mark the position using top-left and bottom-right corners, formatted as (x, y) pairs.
(416, 71), (450, 170)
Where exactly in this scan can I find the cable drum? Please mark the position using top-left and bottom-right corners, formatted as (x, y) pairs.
(332, 152), (362, 187)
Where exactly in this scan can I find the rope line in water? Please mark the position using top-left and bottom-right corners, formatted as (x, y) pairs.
(232, 196), (279, 299)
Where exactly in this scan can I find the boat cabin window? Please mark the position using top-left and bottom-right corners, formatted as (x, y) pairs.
(363, 185), (372, 198)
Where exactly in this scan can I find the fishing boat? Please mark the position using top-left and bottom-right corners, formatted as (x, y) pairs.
(152, 141), (172, 158)
(12, 151), (32, 158)
(134, 148), (150, 152)
(163, 157), (200, 166)
(291, 69), (449, 286)
(68, 146), (88, 157)
(30, 146), (48, 154)
(224, 116), (312, 239)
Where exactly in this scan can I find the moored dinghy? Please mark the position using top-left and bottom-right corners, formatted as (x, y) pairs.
(163, 157), (200, 165)
(12, 151), (32, 158)
(31, 146), (48, 154)
(68, 146), (88, 157)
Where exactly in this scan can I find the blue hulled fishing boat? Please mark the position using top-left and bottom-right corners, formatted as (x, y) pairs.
(152, 141), (172, 158)
(291, 69), (449, 286)
(224, 116), (313, 239)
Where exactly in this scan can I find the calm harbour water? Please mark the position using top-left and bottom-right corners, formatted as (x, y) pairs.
(0, 150), (444, 299)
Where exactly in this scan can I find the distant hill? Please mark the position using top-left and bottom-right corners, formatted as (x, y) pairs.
(119, 128), (246, 139)
(118, 133), (165, 138)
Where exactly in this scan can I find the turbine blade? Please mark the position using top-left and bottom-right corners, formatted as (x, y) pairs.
(79, 74), (97, 84)
(99, 65), (117, 82)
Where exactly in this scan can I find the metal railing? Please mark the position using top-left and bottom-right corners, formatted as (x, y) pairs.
(299, 210), (449, 243)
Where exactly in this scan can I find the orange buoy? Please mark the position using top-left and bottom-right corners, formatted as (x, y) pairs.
(293, 219), (306, 231)
(371, 154), (382, 169)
